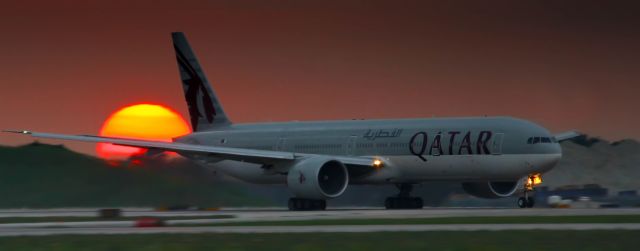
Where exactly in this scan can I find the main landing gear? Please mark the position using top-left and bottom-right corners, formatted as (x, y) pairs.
(517, 174), (542, 208)
(288, 198), (326, 211)
(385, 183), (424, 209)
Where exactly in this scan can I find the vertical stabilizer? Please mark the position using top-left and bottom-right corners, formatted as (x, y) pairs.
(172, 32), (231, 131)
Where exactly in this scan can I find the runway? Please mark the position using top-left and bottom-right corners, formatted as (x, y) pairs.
(1, 207), (640, 236)
(3, 207), (640, 221)
(1, 223), (640, 237)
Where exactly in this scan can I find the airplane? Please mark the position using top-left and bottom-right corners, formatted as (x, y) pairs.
(5, 32), (580, 210)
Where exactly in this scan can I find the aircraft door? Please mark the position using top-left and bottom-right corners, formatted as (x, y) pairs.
(345, 136), (357, 156)
(491, 133), (504, 155)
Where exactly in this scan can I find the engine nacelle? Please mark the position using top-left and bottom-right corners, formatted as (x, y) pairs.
(461, 181), (519, 199)
(286, 157), (349, 200)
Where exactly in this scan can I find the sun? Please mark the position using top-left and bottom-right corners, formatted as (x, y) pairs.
(97, 104), (191, 159)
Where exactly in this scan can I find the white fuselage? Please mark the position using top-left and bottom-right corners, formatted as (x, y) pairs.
(176, 116), (562, 185)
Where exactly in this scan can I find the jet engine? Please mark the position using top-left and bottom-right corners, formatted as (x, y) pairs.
(286, 157), (349, 200)
(461, 181), (519, 199)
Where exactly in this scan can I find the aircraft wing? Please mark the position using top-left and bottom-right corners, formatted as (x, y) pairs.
(554, 131), (581, 142)
(3, 130), (377, 167)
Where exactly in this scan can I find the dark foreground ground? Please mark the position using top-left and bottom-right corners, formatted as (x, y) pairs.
(1, 231), (637, 251)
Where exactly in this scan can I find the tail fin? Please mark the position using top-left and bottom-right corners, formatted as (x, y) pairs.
(172, 32), (231, 131)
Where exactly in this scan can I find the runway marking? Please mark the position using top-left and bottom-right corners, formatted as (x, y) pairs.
(1, 224), (640, 236)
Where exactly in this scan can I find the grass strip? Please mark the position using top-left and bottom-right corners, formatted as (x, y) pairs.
(0, 231), (639, 251)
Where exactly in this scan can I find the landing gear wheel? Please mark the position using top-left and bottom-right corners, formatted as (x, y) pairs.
(526, 197), (535, 208)
(385, 183), (424, 209)
(517, 197), (535, 208)
(384, 197), (423, 209)
(517, 197), (527, 208)
(288, 198), (327, 211)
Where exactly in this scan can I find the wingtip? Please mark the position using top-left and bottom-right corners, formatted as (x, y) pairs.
(2, 130), (32, 134)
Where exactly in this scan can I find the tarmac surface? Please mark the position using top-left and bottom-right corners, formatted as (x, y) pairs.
(1, 207), (640, 236)
(2, 223), (640, 236)
(3, 207), (640, 220)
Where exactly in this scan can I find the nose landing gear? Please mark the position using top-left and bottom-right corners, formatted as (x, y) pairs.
(518, 174), (542, 208)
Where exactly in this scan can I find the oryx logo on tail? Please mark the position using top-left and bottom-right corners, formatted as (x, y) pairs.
(172, 32), (232, 132)
(174, 45), (216, 131)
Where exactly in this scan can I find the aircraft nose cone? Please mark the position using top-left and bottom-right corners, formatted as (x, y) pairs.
(538, 144), (562, 173)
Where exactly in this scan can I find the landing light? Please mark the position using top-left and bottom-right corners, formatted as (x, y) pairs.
(373, 159), (384, 168)
(532, 174), (542, 185)
(526, 173), (543, 189)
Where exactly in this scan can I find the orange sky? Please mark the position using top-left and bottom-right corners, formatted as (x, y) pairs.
(0, 1), (638, 156)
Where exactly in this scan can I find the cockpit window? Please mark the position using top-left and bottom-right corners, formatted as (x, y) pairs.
(541, 137), (551, 143)
(527, 138), (533, 144)
(532, 137), (541, 144)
